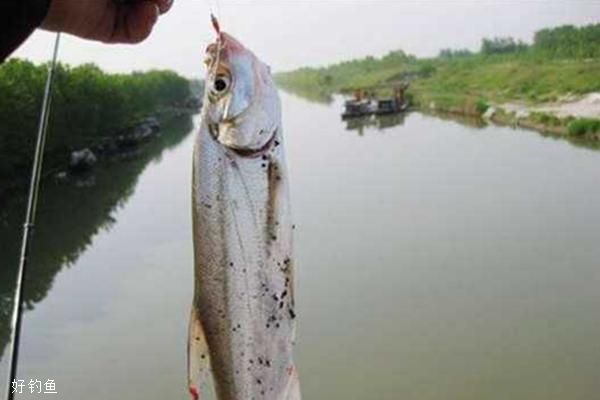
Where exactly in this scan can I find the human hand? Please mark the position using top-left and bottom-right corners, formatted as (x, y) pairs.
(41, 0), (173, 44)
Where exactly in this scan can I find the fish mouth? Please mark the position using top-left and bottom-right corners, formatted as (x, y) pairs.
(208, 123), (278, 158)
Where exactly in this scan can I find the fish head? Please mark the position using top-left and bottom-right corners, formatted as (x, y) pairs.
(203, 32), (280, 151)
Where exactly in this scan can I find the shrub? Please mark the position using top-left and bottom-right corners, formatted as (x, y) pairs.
(476, 99), (490, 114)
(567, 118), (600, 136)
(530, 112), (564, 127)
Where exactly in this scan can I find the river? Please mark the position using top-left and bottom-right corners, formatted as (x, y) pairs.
(1, 92), (599, 400)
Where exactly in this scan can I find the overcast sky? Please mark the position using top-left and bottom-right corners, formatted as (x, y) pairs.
(12, 0), (600, 78)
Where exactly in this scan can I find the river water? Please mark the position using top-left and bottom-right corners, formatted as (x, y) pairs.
(1, 92), (600, 400)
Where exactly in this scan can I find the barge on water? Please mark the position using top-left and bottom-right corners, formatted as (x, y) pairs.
(341, 84), (409, 119)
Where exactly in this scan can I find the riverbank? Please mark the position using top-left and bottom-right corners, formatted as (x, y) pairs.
(0, 105), (199, 206)
(276, 23), (600, 142)
(407, 55), (600, 141)
(0, 59), (199, 203)
(418, 90), (600, 141)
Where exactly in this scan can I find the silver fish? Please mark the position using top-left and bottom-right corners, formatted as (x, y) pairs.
(188, 24), (301, 400)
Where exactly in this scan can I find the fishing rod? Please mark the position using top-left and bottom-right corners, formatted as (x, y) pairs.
(5, 2), (159, 397)
(4, 32), (61, 400)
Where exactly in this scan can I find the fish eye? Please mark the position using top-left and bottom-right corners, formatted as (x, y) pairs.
(213, 75), (230, 93)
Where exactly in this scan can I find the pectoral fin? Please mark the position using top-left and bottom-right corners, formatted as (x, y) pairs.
(188, 306), (211, 400)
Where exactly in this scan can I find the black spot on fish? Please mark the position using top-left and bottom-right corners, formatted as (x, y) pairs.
(274, 140), (280, 147)
(256, 379), (262, 385)
(281, 290), (287, 299)
(261, 163), (266, 168)
(289, 308), (296, 319)
(229, 262), (234, 267)
(261, 155), (268, 161)
(201, 354), (206, 359)
(279, 301), (284, 309)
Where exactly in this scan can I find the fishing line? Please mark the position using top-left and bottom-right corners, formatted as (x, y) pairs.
(4, 32), (61, 400)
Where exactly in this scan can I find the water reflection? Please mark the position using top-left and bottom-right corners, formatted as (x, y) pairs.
(0, 115), (193, 360)
(344, 113), (407, 135)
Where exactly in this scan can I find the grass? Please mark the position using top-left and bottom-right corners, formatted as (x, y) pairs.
(277, 54), (600, 109)
(276, 54), (600, 140)
(410, 55), (600, 107)
(568, 118), (600, 136)
(275, 24), (600, 141)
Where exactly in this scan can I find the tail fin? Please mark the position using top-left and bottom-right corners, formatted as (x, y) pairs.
(188, 306), (211, 400)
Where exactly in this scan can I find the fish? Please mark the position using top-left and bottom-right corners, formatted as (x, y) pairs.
(188, 19), (301, 400)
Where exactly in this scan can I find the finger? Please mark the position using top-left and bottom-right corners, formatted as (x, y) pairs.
(152, 0), (174, 14)
(109, 1), (159, 44)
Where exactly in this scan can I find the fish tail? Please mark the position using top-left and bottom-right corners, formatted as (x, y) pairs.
(187, 306), (211, 399)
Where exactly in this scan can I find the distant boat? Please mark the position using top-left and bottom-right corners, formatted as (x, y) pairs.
(341, 84), (409, 119)
(341, 99), (376, 119)
(373, 98), (409, 115)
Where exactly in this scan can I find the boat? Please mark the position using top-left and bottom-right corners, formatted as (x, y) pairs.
(374, 98), (408, 115)
(341, 99), (375, 119)
(341, 84), (409, 119)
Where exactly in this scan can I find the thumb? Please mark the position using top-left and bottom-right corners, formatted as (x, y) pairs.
(109, 1), (159, 44)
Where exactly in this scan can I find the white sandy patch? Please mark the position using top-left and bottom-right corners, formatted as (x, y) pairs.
(501, 92), (600, 119)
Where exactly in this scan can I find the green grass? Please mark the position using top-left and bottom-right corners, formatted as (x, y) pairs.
(411, 55), (600, 106)
(276, 23), (600, 141)
(568, 118), (600, 136)
(276, 53), (600, 117)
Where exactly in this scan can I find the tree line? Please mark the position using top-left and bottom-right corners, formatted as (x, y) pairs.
(0, 59), (191, 196)
(439, 23), (600, 58)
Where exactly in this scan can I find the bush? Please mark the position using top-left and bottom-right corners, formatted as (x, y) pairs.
(530, 112), (563, 127)
(476, 99), (490, 114)
(567, 118), (600, 136)
(0, 59), (191, 186)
